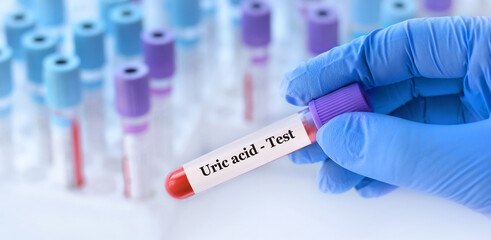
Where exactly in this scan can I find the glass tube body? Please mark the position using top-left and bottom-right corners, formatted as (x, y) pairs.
(121, 115), (154, 200)
(49, 106), (84, 188)
(0, 96), (13, 179)
(149, 77), (173, 170)
(28, 82), (52, 166)
(243, 45), (270, 124)
(81, 67), (106, 163)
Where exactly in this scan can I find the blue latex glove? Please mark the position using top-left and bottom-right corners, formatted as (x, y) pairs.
(281, 16), (491, 216)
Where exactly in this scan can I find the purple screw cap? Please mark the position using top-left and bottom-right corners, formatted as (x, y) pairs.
(308, 83), (372, 129)
(141, 29), (175, 79)
(307, 5), (339, 55)
(241, 0), (271, 47)
(115, 62), (150, 118)
(424, 0), (452, 12)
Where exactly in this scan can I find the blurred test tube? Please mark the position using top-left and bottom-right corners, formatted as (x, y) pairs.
(350, 0), (381, 39)
(44, 54), (84, 188)
(32, 0), (66, 43)
(73, 20), (107, 165)
(4, 9), (36, 86)
(241, 0), (272, 124)
(99, 0), (130, 35)
(306, 4), (339, 57)
(380, 0), (417, 28)
(0, 47), (14, 180)
(142, 28), (175, 171)
(22, 31), (58, 174)
(422, 0), (453, 17)
(115, 63), (155, 200)
(167, 0), (204, 105)
(110, 3), (143, 67)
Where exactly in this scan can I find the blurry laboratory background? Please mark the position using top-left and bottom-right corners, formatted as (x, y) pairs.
(0, 0), (490, 239)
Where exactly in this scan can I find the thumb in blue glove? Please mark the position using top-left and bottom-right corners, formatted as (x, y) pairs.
(281, 16), (491, 216)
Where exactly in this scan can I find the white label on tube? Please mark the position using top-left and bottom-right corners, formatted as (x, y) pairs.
(183, 113), (312, 194)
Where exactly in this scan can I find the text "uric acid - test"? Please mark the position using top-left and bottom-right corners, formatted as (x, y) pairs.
(199, 130), (296, 176)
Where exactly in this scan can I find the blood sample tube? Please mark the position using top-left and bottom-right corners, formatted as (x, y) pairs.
(306, 5), (339, 56)
(423, 0), (453, 17)
(241, 0), (271, 124)
(0, 47), (14, 179)
(115, 62), (154, 200)
(32, 0), (66, 41)
(350, 0), (381, 39)
(99, 0), (129, 35)
(142, 29), (175, 168)
(44, 54), (84, 188)
(73, 19), (107, 163)
(380, 0), (417, 28)
(22, 31), (58, 168)
(166, 83), (371, 199)
(111, 3), (143, 66)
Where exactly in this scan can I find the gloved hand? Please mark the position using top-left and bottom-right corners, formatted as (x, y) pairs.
(281, 16), (491, 216)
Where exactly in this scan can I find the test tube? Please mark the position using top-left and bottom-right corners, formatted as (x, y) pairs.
(17, 0), (33, 9)
(4, 10), (36, 62)
(228, 0), (243, 23)
(32, 0), (66, 41)
(167, 0), (203, 105)
(306, 5), (339, 56)
(422, 0), (453, 17)
(165, 83), (371, 199)
(241, 0), (271, 124)
(167, 0), (202, 45)
(22, 31), (58, 169)
(0, 47), (14, 179)
(4, 10), (36, 87)
(110, 3), (143, 66)
(350, 0), (381, 39)
(115, 63), (154, 200)
(380, 0), (417, 28)
(142, 29), (175, 168)
(44, 54), (84, 188)
(73, 20), (107, 164)
(99, 0), (130, 35)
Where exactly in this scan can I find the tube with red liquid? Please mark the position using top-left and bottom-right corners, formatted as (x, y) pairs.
(165, 83), (371, 199)
(44, 54), (84, 188)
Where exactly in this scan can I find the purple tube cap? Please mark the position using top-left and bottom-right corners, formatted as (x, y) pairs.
(307, 5), (339, 55)
(142, 28), (175, 79)
(241, 0), (271, 47)
(424, 0), (452, 12)
(308, 83), (372, 129)
(115, 62), (150, 117)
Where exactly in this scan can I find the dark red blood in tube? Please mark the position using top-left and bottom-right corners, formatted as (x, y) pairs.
(165, 167), (195, 199)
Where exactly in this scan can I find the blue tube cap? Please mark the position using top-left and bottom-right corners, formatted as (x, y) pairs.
(0, 47), (13, 98)
(17, 0), (33, 9)
(33, 0), (65, 27)
(167, 0), (201, 28)
(44, 54), (81, 109)
(381, 0), (417, 27)
(111, 3), (143, 57)
(351, 0), (381, 24)
(73, 19), (106, 70)
(99, 0), (129, 34)
(23, 31), (58, 85)
(4, 10), (36, 60)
